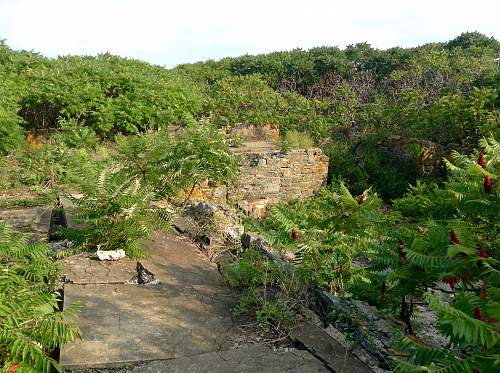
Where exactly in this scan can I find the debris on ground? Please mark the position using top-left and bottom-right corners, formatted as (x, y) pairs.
(130, 261), (159, 285)
(96, 249), (126, 261)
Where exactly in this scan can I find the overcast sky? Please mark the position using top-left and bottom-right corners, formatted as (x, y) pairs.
(0, 0), (499, 68)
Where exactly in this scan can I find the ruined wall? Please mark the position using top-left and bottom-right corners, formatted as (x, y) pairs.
(191, 147), (329, 218)
(185, 124), (329, 217)
(231, 148), (328, 217)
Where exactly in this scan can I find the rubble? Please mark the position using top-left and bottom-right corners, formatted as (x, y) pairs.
(96, 249), (126, 261)
(130, 262), (159, 285)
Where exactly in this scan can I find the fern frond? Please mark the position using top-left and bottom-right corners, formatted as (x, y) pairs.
(427, 293), (497, 348)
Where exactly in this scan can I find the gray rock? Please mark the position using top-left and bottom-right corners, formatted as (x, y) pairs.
(298, 304), (324, 328)
(324, 325), (392, 373)
(49, 240), (73, 254)
(186, 201), (216, 221)
(317, 291), (399, 370)
(290, 322), (374, 372)
(223, 222), (244, 242)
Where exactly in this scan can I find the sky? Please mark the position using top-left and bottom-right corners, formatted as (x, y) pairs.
(0, 0), (499, 68)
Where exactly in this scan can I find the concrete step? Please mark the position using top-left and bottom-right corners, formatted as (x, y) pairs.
(290, 322), (374, 373)
(0, 205), (52, 241)
(124, 344), (330, 373)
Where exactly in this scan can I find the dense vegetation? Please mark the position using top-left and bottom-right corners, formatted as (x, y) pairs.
(237, 136), (499, 371)
(0, 225), (79, 372)
(2, 32), (499, 197)
(0, 32), (499, 371)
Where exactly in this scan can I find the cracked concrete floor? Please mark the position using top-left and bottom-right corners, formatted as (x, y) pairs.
(60, 232), (331, 372)
(60, 232), (241, 369)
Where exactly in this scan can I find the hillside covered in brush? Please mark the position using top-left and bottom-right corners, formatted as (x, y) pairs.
(1, 31), (499, 198)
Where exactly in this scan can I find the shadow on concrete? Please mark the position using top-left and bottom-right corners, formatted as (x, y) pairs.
(61, 232), (240, 369)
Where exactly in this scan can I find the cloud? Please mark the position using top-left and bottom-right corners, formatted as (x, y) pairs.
(0, 0), (498, 67)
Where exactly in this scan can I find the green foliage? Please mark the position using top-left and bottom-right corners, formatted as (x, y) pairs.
(14, 141), (105, 195)
(221, 249), (305, 330)
(62, 166), (172, 257)
(159, 124), (239, 198)
(0, 224), (80, 372)
(2, 32), (499, 369)
(280, 130), (314, 152)
(60, 124), (237, 257)
(0, 70), (24, 155)
(24, 55), (204, 134)
(240, 135), (499, 369)
(2, 34), (499, 198)
(247, 183), (384, 293)
(208, 74), (284, 127)
(382, 136), (499, 370)
(53, 118), (99, 149)
(112, 124), (238, 199)
(112, 130), (171, 187)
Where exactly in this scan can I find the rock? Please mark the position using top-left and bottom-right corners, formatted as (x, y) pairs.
(172, 216), (200, 237)
(187, 201), (244, 247)
(132, 262), (158, 285)
(96, 249), (126, 261)
(290, 322), (373, 372)
(240, 232), (287, 269)
(298, 305), (323, 327)
(325, 324), (349, 347)
(241, 232), (261, 250)
(195, 234), (211, 247)
(316, 290), (401, 370)
(223, 221), (244, 242)
(324, 325), (391, 373)
(48, 205), (67, 241)
(413, 304), (450, 348)
(186, 201), (216, 221)
(49, 240), (73, 253)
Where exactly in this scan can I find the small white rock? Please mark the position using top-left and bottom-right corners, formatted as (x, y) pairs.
(96, 249), (126, 261)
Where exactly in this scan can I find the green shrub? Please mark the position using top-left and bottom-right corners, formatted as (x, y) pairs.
(0, 224), (80, 372)
(0, 73), (24, 155)
(361, 135), (499, 370)
(208, 75), (284, 127)
(280, 130), (314, 152)
(53, 118), (99, 149)
(158, 124), (239, 200)
(221, 249), (305, 330)
(62, 166), (172, 257)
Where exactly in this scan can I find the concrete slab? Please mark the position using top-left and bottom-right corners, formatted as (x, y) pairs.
(61, 256), (137, 284)
(0, 206), (52, 240)
(61, 282), (238, 369)
(127, 344), (330, 373)
(290, 322), (373, 373)
(60, 232), (240, 370)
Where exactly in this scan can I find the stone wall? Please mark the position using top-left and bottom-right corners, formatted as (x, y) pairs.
(227, 124), (280, 143)
(181, 124), (329, 217)
(190, 147), (329, 218)
(231, 148), (328, 217)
